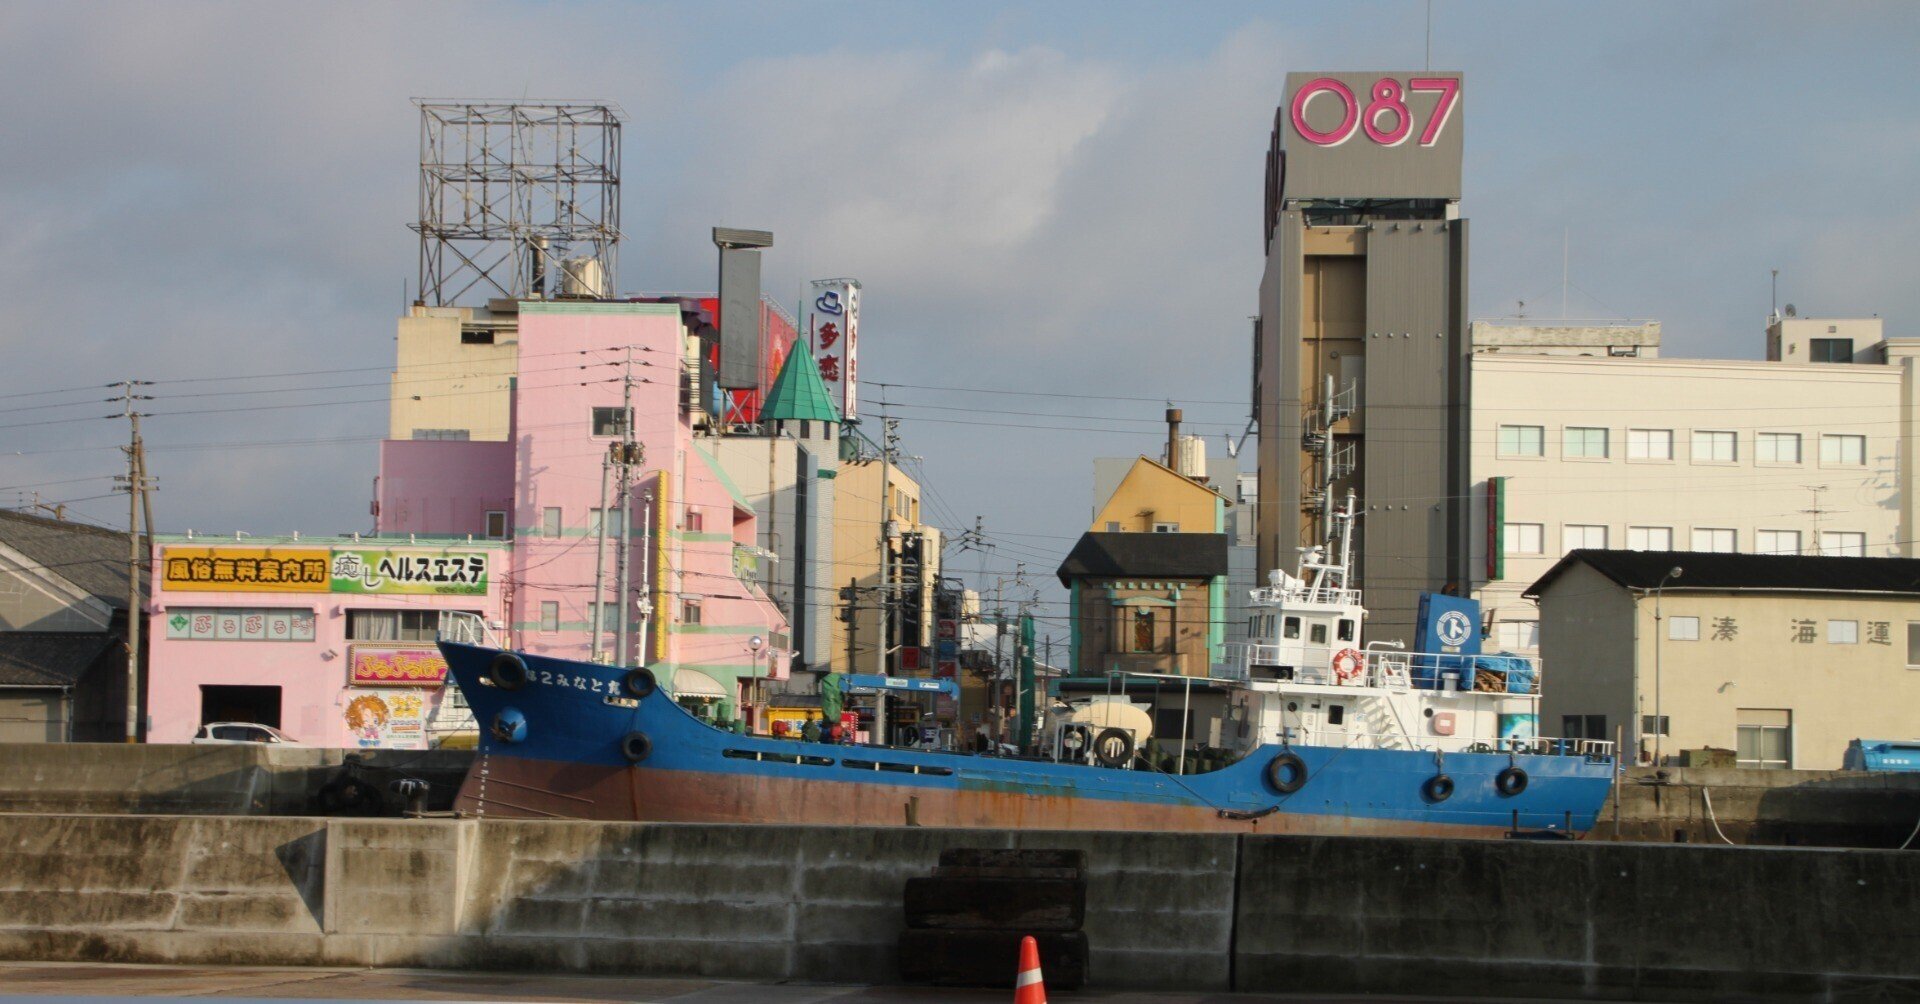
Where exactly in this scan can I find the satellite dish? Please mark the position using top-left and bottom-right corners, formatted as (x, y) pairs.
(1784, 303), (1797, 317)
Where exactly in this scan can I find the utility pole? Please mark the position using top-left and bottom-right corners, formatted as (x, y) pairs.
(613, 350), (643, 667)
(591, 450), (612, 661)
(874, 415), (898, 743)
(113, 381), (155, 743)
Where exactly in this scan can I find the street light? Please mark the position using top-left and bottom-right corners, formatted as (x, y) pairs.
(747, 635), (764, 734)
(1654, 566), (1683, 766)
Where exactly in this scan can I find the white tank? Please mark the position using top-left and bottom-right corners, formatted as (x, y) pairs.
(1058, 696), (1153, 742)
(1176, 435), (1207, 479)
(561, 257), (606, 298)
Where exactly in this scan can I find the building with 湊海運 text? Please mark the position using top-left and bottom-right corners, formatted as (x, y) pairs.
(144, 536), (508, 747)
(1527, 549), (1920, 769)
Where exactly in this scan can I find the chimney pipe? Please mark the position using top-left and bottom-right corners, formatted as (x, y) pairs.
(1165, 408), (1182, 469)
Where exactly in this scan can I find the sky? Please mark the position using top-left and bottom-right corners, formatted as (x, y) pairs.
(2, 1), (1918, 627)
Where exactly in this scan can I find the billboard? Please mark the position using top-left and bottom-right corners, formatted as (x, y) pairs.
(1274, 71), (1463, 203)
(349, 647), (450, 687)
(804, 278), (860, 420)
(161, 545), (491, 596)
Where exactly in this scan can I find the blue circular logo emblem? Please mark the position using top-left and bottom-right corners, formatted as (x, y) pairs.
(1436, 610), (1472, 648)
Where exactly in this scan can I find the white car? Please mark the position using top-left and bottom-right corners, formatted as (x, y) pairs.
(191, 722), (298, 745)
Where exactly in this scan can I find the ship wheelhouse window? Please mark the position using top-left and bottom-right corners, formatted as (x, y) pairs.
(1310, 622), (1328, 645)
(1337, 619), (1355, 642)
(1283, 617), (1301, 639)
(1327, 705), (1345, 725)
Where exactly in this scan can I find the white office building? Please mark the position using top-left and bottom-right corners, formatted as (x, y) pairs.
(1470, 317), (1920, 653)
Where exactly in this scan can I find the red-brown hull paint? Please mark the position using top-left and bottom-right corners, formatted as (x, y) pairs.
(454, 753), (1515, 838)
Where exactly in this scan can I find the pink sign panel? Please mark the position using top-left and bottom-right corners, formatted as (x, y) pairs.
(349, 648), (449, 687)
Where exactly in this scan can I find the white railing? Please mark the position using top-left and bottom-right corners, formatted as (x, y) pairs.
(1216, 643), (1541, 696)
(437, 611), (501, 647)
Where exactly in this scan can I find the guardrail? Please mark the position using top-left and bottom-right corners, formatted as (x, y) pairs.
(1275, 725), (1613, 759)
(1215, 643), (1540, 695)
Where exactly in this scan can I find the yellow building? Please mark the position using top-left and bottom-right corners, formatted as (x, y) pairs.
(1529, 549), (1920, 770)
(1092, 456), (1230, 534)
(830, 454), (938, 675)
(388, 303), (520, 442)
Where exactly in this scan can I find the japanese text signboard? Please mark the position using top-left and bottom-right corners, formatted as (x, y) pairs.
(804, 278), (860, 420)
(162, 546), (490, 596)
(350, 647), (450, 687)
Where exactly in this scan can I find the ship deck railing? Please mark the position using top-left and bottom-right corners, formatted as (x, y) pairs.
(1214, 643), (1541, 695)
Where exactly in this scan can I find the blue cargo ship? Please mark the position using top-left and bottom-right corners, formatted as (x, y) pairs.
(438, 497), (1615, 836)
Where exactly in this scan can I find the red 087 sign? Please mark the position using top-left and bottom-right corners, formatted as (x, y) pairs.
(1290, 76), (1459, 148)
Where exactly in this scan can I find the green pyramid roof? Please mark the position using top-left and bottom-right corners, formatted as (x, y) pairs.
(761, 345), (842, 423)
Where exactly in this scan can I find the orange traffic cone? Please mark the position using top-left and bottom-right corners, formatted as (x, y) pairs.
(1014, 934), (1047, 1004)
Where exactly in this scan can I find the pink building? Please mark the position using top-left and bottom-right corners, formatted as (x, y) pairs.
(378, 300), (791, 724)
(144, 534), (509, 747)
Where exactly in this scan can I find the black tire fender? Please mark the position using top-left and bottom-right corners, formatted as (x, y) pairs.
(1267, 751), (1309, 794)
(1093, 727), (1134, 768)
(621, 731), (652, 764)
(487, 652), (529, 691)
(623, 667), (657, 699)
(1496, 765), (1529, 797)
(1424, 773), (1455, 802)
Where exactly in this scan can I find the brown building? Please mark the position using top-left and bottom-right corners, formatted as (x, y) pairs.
(1056, 533), (1228, 678)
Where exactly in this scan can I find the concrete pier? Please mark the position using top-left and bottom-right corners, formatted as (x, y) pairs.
(0, 813), (1914, 1000)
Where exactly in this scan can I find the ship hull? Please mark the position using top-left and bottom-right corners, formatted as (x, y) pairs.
(440, 642), (1613, 838)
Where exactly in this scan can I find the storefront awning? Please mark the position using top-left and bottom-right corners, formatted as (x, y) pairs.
(671, 669), (728, 701)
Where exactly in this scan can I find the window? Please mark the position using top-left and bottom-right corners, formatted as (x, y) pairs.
(1497, 425), (1544, 457)
(1692, 430), (1737, 463)
(1562, 715), (1605, 740)
(685, 510), (704, 532)
(1282, 616), (1301, 640)
(1821, 531), (1867, 557)
(1736, 709), (1791, 769)
(1495, 620), (1539, 650)
(540, 602), (559, 633)
(592, 406), (632, 437)
(346, 609), (478, 642)
(1105, 521), (1120, 532)
(1908, 622), (1920, 667)
(1668, 616), (1700, 641)
(164, 608), (317, 642)
(1756, 432), (1801, 464)
(485, 510), (508, 540)
(1152, 522), (1178, 533)
(1503, 523), (1544, 555)
(1337, 619), (1356, 642)
(411, 428), (470, 441)
(1309, 622), (1328, 645)
(1640, 715), (1670, 737)
(1627, 526), (1673, 551)
(1131, 609), (1155, 652)
(596, 602), (620, 631)
(1829, 620), (1859, 644)
(1627, 429), (1673, 460)
(588, 508), (625, 538)
(1691, 528), (1737, 553)
(1562, 524), (1607, 553)
(1809, 338), (1853, 363)
(1755, 530), (1802, 555)
(1564, 427), (1609, 458)
(1820, 434), (1866, 466)
(542, 507), (562, 537)
(1327, 704), (1346, 726)
(460, 328), (495, 345)
(682, 599), (702, 625)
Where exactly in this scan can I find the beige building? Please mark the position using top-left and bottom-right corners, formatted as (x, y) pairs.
(1528, 549), (1920, 769)
(1470, 318), (1920, 655)
(389, 302), (521, 442)
(829, 453), (937, 675)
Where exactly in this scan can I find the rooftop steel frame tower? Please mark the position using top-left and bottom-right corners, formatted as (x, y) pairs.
(411, 100), (623, 305)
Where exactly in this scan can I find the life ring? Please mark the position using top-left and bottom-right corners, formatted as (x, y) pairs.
(621, 731), (652, 763)
(1266, 751), (1309, 794)
(1093, 727), (1135, 768)
(1424, 774), (1455, 802)
(487, 652), (529, 690)
(1331, 648), (1366, 683)
(1495, 766), (1529, 797)
(623, 667), (657, 699)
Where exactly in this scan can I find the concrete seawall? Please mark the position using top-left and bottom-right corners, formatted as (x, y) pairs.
(1, 814), (1913, 999)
